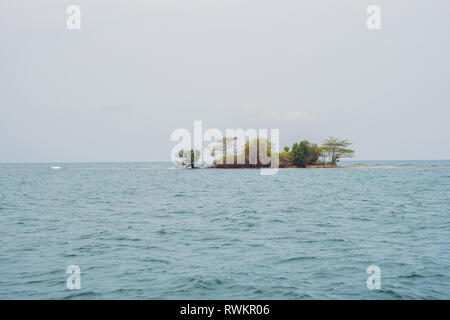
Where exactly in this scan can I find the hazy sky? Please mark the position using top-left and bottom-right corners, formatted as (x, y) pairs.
(1, 0), (449, 162)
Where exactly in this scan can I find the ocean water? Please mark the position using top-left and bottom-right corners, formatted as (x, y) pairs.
(0, 161), (449, 299)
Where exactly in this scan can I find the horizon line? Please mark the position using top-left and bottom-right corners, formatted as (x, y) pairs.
(1, 159), (450, 164)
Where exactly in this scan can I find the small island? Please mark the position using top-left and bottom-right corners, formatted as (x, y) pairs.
(175, 137), (354, 169)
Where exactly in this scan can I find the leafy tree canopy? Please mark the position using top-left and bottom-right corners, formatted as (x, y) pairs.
(322, 137), (354, 165)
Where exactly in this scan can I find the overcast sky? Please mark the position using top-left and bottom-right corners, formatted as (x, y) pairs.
(1, 0), (449, 162)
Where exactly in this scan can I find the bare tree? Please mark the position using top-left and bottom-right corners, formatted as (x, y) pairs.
(176, 149), (201, 168)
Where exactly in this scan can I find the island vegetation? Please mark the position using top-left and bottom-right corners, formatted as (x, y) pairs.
(175, 137), (354, 169)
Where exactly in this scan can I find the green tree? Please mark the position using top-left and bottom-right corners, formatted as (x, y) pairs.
(322, 137), (354, 165)
(290, 141), (323, 167)
(309, 144), (323, 165)
(291, 140), (312, 167)
(279, 149), (293, 168)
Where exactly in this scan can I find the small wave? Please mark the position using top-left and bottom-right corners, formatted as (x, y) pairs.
(327, 238), (346, 242)
(63, 291), (99, 299)
(399, 272), (425, 279)
(141, 257), (171, 264)
(280, 256), (316, 263)
(380, 289), (406, 299)
(175, 276), (225, 292)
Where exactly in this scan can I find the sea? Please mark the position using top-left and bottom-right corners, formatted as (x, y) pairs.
(0, 161), (449, 299)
